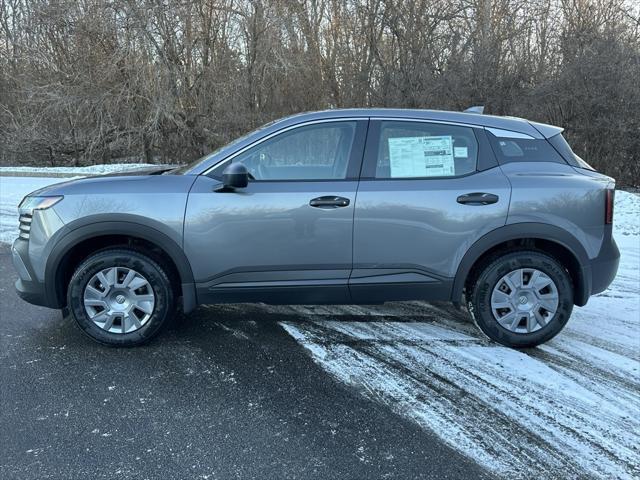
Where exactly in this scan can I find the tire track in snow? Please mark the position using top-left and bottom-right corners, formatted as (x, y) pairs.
(328, 326), (585, 477)
(279, 312), (639, 479)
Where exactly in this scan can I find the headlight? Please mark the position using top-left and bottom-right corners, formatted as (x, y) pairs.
(18, 196), (63, 215)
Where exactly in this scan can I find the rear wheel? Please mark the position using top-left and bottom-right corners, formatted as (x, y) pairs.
(468, 250), (573, 348)
(67, 248), (175, 346)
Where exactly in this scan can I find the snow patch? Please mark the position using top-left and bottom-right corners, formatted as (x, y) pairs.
(0, 163), (168, 176)
(613, 189), (640, 236)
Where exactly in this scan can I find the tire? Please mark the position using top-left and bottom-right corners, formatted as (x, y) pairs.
(468, 250), (573, 348)
(67, 248), (175, 347)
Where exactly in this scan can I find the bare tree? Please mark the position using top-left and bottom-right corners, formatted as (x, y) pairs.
(0, 0), (638, 185)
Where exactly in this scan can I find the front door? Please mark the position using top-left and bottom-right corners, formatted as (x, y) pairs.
(351, 119), (511, 302)
(185, 119), (368, 304)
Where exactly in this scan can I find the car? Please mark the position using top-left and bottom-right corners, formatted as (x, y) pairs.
(12, 108), (619, 348)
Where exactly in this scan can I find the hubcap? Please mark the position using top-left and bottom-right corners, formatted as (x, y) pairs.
(83, 267), (155, 334)
(490, 268), (559, 334)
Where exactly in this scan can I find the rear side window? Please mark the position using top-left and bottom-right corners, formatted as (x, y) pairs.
(487, 131), (566, 165)
(375, 121), (478, 178)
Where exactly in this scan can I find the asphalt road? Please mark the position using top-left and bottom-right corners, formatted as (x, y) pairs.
(0, 245), (493, 480)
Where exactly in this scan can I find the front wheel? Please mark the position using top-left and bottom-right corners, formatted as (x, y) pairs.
(67, 248), (175, 347)
(468, 250), (574, 348)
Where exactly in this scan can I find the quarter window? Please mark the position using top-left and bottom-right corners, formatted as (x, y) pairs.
(375, 121), (478, 179)
(487, 132), (566, 164)
(217, 121), (356, 181)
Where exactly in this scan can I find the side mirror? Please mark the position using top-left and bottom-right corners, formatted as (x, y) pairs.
(216, 163), (249, 192)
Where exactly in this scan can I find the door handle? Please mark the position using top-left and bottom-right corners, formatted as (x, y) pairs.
(309, 196), (350, 209)
(457, 192), (499, 205)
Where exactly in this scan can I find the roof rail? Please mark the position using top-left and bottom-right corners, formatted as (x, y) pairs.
(464, 106), (484, 114)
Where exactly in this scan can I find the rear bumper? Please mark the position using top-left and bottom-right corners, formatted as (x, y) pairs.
(589, 235), (620, 296)
(576, 233), (620, 306)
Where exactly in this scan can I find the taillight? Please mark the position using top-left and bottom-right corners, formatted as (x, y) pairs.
(605, 189), (614, 224)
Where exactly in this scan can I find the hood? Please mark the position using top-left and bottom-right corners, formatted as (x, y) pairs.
(97, 166), (176, 177)
(24, 166), (181, 198)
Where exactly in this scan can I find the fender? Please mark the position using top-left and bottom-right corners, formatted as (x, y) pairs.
(452, 222), (591, 306)
(45, 216), (197, 313)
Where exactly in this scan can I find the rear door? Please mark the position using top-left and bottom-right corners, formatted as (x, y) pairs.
(184, 119), (368, 304)
(350, 119), (511, 302)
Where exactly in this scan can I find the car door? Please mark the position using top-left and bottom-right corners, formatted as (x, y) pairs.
(184, 119), (368, 304)
(350, 119), (511, 302)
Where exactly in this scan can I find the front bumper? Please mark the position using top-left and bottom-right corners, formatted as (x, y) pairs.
(11, 203), (68, 309)
(15, 277), (50, 307)
(12, 239), (57, 309)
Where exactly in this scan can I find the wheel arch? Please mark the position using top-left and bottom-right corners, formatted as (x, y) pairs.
(45, 219), (197, 313)
(453, 223), (591, 307)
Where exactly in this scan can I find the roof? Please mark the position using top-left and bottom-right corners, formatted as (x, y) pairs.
(276, 108), (562, 139)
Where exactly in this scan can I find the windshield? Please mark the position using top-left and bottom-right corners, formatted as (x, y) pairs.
(170, 120), (280, 174)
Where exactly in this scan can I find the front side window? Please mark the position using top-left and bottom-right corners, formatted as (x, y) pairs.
(216, 121), (356, 181)
(375, 121), (478, 179)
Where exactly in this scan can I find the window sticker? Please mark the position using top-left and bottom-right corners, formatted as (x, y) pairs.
(454, 146), (468, 158)
(388, 135), (455, 178)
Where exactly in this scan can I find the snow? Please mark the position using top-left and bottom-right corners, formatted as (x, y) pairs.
(0, 172), (638, 478)
(0, 163), (167, 176)
(613, 189), (640, 236)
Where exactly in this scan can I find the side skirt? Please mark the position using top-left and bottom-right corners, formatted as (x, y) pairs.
(195, 279), (453, 306)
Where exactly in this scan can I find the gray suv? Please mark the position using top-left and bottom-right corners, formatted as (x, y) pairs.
(12, 109), (620, 348)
